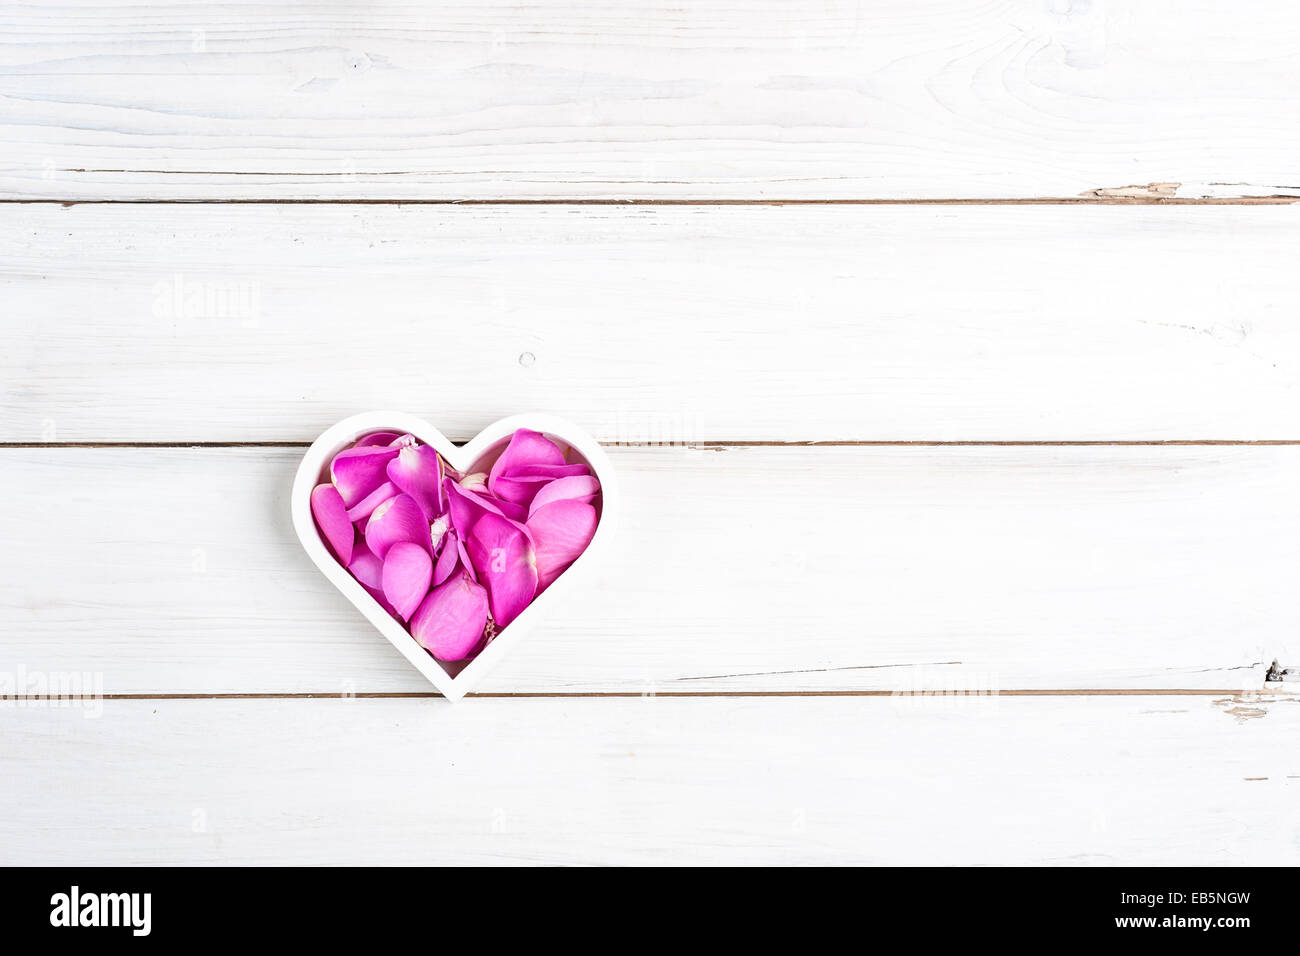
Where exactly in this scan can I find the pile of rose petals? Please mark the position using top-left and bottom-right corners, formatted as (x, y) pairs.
(310, 429), (600, 664)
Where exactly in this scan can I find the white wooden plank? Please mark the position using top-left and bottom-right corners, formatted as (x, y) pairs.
(2, 1), (1299, 200)
(2, 445), (1292, 694)
(1, 695), (1295, 865)
(6, 202), (1300, 442)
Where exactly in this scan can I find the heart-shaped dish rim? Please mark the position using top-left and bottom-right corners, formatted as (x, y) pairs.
(291, 411), (617, 701)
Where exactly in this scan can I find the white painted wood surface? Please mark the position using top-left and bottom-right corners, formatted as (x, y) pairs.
(1, 696), (1295, 865)
(6, 203), (1300, 442)
(0, 445), (1291, 693)
(2, 1), (1300, 200)
(3, 0), (1298, 866)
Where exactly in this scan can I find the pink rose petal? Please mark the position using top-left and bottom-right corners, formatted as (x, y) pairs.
(432, 529), (462, 586)
(491, 467), (592, 510)
(445, 478), (532, 541)
(310, 483), (354, 565)
(488, 429), (566, 497)
(347, 539), (383, 590)
(492, 473), (555, 508)
(457, 534), (478, 583)
(330, 444), (400, 508)
(345, 480), (398, 523)
(527, 499), (598, 591)
(343, 541), (399, 616)
(527, 475), (600, 518)
(466, 512), (538, 627)
(432, 530), (479, 586)
(363, 584), (400, 618)
(381, 541), (433, 622)
(513, 463), (592, 479)
(387, 442), (445, 519)
(483, 492), (529, 524)
(352, 431), (402, 448)
(411, 572), (490, 662)
(364, 493), (431, 560)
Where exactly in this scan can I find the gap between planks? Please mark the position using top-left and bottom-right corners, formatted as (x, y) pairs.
(0, 689), (1283, 701)
(5, 440), (1300, 449)
(1, 197), (1298, 207)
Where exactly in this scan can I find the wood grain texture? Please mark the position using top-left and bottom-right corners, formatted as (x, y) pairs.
(2, 1), (1300, 200)
(1, 695), (1295, 865)
(4, 0), (1298, 870)
(2, 445), (1292, 694)
(6, 202), (1300, 443)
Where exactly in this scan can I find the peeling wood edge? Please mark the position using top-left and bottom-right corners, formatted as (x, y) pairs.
(1264, 659), (1299, 682)
(1082, 182), (1184, 200)
(5, 440), (1300, 450)
(0, 196), (1298, 207)
(0, 689), (1286, 702)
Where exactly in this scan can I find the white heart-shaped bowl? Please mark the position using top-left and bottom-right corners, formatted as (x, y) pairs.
(291, 412), (616, 701)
